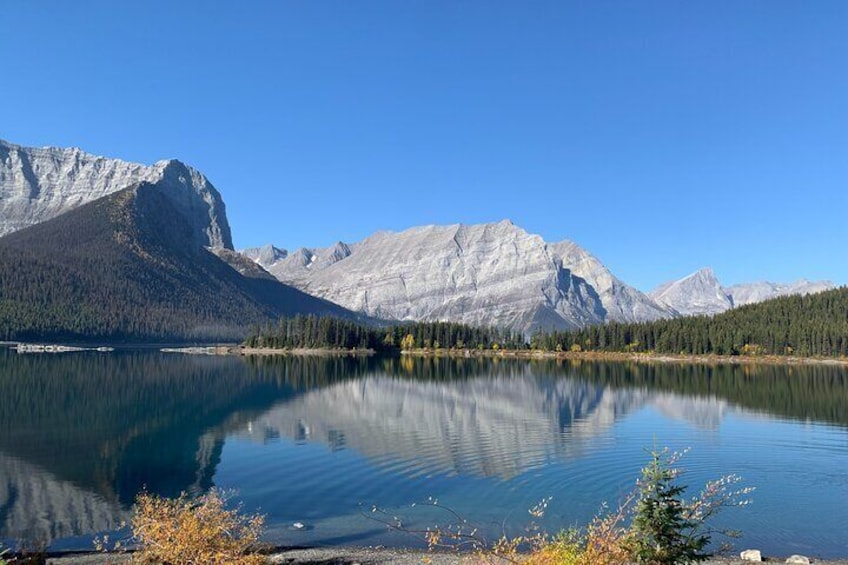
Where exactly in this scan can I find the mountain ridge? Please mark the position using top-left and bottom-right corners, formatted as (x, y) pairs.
(0, 180), (357, 342)
(0, 139), (836, 336)
(0, 138), (232, 249)
(651, 267), (835, 316)
(243, 220), (671, 334)
(246, 224), (836, 331)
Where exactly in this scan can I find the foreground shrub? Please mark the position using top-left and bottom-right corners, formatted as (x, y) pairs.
(365, 447), (752, 565)
(630, 448), (708, 564)
(131, 489), (265, 565)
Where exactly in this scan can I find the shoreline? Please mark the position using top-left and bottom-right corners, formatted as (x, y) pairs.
(9, 340), (847, 366)
(399, 348), (848, 366)
(44, 546), (848, 564)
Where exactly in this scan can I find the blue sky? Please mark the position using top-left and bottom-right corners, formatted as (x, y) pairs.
(2, 1), (846, 290)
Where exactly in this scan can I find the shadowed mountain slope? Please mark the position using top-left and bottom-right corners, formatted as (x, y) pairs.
(0, 182), (356, 342)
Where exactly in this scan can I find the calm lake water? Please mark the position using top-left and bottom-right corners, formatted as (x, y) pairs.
(1, 349), (846, 557)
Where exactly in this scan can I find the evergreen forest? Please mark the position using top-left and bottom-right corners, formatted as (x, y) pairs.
(248, 287), (848, 358)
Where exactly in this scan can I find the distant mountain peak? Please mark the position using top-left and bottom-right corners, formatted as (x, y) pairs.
(242, 244), (288, 266)
(649, 268), (731, 316)
(650, 268), (835, 316)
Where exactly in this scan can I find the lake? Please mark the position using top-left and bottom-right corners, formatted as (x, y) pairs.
(0, 349), (846, 557)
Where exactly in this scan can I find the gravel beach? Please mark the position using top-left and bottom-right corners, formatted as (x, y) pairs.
(44, 547), (848, 565)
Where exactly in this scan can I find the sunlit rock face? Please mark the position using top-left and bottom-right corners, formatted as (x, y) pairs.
(547, 240), (671, 323)
(244, 221), (671, 334)
(0, 139), (232, 250)
(650, 268), (835, 316)
(650, 268), (732, 316)
(725, 279), (835, 306)
(236, 372), (728, 480)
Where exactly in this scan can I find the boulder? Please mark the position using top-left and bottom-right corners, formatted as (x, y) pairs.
(740, 549), (763, 561)
(786, 556), (811, 565)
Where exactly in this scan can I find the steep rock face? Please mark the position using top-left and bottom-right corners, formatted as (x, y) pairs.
(649, 268), (732, 316)
(248, 221), (610, 333)
(547, 240), (671, 323)
(725, 279), (835, 306)
(0, 138), (232, 249)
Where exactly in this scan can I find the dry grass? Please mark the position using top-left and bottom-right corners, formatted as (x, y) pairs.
(131, 489), (265, 565)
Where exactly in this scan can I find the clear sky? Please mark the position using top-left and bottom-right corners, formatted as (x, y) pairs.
(2, 1), (846, 291)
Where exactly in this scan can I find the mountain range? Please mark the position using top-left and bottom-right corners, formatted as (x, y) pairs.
(244, 229), (834, 333)
(0, 138), (836, 340)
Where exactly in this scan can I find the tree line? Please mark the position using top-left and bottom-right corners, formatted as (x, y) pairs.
(244, 316), (525, 351)
(247, 287), (848, 358)
(531, 286), (848, 357)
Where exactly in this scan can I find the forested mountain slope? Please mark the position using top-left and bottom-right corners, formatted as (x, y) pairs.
(0, 182), (355, 342)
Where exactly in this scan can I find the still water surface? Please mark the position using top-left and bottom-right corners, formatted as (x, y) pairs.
(1, 350), (846, 556)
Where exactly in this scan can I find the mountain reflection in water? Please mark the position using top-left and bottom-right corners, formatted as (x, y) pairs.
(0, 350), (846, 549)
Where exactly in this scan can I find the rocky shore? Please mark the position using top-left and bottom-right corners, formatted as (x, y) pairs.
(45, 547), (848, 564)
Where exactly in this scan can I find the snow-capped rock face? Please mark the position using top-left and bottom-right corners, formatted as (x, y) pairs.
(725, 279), (835, 306)
(244, 221), (673, 334)
(649, 268), (732, 316)
(547, 240), (671, 323)
(0, 139), (232, 249)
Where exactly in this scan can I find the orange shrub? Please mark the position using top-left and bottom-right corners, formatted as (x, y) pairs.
(132, 489), (265, 565)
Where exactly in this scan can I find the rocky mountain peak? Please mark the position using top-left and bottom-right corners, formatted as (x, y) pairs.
(649, 267), (731, 316)
(0, 139), (232, 250)
(242, 220), (667, 334)
(242, 244), (288, 266)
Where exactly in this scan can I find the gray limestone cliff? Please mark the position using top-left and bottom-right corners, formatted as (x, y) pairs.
(546, 240), (671, 323)
(0, 138), (232, 249)
(244, 221), (668, 334)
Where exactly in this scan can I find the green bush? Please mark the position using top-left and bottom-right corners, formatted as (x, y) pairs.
(629, 449), (709, 564)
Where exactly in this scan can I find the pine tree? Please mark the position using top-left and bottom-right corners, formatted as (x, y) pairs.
(630, 449), (709, 565)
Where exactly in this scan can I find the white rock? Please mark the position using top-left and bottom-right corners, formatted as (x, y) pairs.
(740, 549), (762, 561)
(785, 555), (811, 565)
